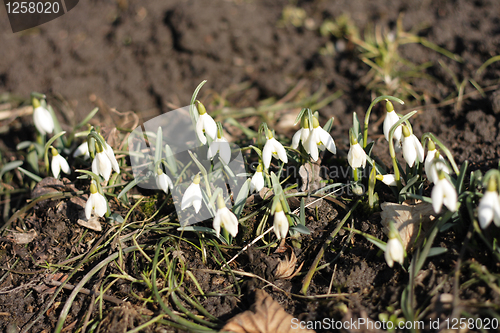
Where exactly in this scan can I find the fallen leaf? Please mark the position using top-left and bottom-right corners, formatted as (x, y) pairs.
(221, 289), (315, 333)
(274, 246), (304, 280)
(6, 229), (37, 244)
(77, 211), (102, 231)
(380, 200), (435, 251)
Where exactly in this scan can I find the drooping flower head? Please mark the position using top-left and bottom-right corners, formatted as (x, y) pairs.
(424, 140), (449, 184)
(273, 202), (289, 240)
(262, 129), (288, 169)
(307, 116), (337, 162)
(431, 170), (458, 214)
(347, 131), (366, 169)
(32, 98), (55, 136)
(85, 181), (107, 219)
(401, 125), (424, 167)
(92, 142), (112, 182)
(385, 221), (404, 268)
(250, 163), (265, 193)
(181, 173), (202, 213)
(156, 168), (174, 194)
(195, 100), (217, 145)
(383, 100), (402, 143)
(50, 147), (71, 179)
(213, 194), (239, 238)
(376, 174), (397, 187)
(207, 123), (231, 164)
(478, 177), (500, 229)
(291, 117), (311, 153)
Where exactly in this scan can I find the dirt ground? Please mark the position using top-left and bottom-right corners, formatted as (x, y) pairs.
(1, 0), (500, 332)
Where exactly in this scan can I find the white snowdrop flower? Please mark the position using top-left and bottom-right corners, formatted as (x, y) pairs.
(181, 173), (202, 213)
(73, 142), (90, 160)
(385, 227), (404, 268)
(383, 100), (402, 143)
(32, 98), (54, 136)
(376, 174), (397, 186)
(207, 135), (231, 165)
(424, 141), (449, 184)
(50, 147), (70, 179)
(156, 168), (173, 194)
(262, 130), (288, 169)
(213, 194), (239, 238)
(347, 137), (367, 169)
(250, 164), (265, 193)
(104, 143), (120, 174)
(307, 117), (337, 162)
(401, 125), (424, 167)
(195, 101), (217, 145)
(431, 171), (458, 214)
(92, 150), (112, 181)
(85, 181), (107, 219)
(273, 202), (289, 240)
(478, 178), (500, 229)
(291, 118), (311, 153)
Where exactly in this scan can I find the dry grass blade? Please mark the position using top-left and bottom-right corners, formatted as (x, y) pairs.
(221, 289), (315, 333)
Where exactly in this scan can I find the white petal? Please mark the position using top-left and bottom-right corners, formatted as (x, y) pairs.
(216, 139), (231, 165)
(385, 238), (404, 267)
(85, 195), (93, 219)
(381, 174), (397, 186)
(51, 157), (61, 179)
(201, 114), (217, 140)
(308, 132), (319, 161)
(273, 210), (289, 240)
(424, 150), (437, 183)
(291, 130), (302, 150)
(431, 180), (444, 214)
(250, 172), (265, 193)
(105, 143), (120, 174)
(157, 174), (170, 194)
(412, 135), (425, 164)
(93, 193), (108, 217)
(57, 155), (71, 175)
(181, 183), (202, 211)
(348, 143), (366, 169)
(73, 142), (90, 159)
(442, 180), (457, 212)
(478, 192), (495, 229)
(402, 136), (417, 167)
(384, 249), (394, 267)
(272, 138), (288, 164)
(318, 128), (336, 154)
(93, 152), (112, 181)
(262, 140), (273, 169)
(195, 117), (207, 144)
(213, 214), (221, 237)
(221, 208), (239, 237)
(34, 106), (54, 135)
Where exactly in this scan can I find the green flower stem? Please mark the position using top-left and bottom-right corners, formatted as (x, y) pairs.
(363, 95), (404, 148)
(353, 167), (359, 181)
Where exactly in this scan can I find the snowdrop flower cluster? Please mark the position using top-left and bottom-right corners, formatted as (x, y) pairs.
(32, 98), (54, 136)
(50, 147), (70, 179)
(213, 194), (239, 238)
(85, 181), (107, 219)
(92, 141), (120, 182)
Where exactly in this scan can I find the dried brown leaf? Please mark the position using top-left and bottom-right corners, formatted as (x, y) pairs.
(77, 211), (102, 231)
(274, 246), (304, 280)
(6, 229), (37, 244)
(380, 200), (435, 251)
(221, 289), (315, 333)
